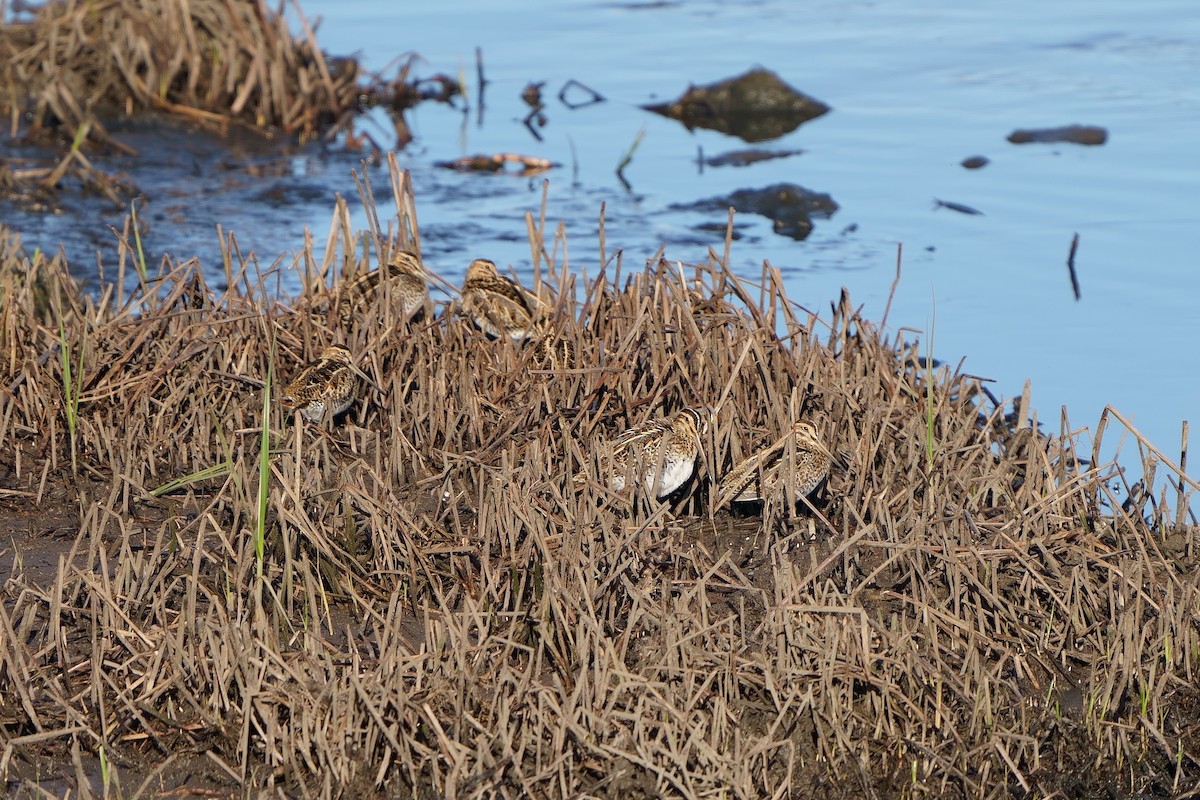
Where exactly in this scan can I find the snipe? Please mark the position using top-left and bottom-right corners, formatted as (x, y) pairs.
(460, 258), (539, 342)
(575, 406), (709, 498)
(338, 250), (429, 328)
(279, 344), (359, 423)
(716, 420), (831, 507)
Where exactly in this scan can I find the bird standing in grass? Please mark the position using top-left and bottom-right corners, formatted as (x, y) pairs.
(716, 420), (831, 507)
(527, 319), (575, 371)
(338, 250), (429, 327)
(576, 406), (709, 498)
(280, 344), (359, 423)
(460, 258), (539, 342)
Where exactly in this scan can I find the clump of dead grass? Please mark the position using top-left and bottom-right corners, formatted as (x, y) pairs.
(1, 0), (358, 139)
(0, 167), (1197, 798)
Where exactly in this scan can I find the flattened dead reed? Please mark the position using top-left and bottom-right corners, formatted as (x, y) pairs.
(0, 171), (1197, 798)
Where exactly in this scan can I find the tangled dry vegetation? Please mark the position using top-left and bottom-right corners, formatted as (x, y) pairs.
(1, 175), (1199, 799)
(1, 0), (358, 137)
(0, 0), (370, 206)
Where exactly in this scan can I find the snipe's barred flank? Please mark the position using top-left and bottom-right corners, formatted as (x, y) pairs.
(528, 320), (575, 371)
(280, 344), (359, 423)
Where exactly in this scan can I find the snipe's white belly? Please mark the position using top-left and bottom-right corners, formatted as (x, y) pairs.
(643, 458), (695, 498)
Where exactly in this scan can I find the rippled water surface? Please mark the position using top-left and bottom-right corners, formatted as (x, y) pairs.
(8, 0), (1200, 474)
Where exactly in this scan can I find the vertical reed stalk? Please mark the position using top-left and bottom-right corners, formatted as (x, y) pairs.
(256, 336), (275, 582)
(56, 316), (83, 474)
(924, 308), (936, 473)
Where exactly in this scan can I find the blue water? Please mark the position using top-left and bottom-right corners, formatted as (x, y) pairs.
(7, 0), (1200, 490)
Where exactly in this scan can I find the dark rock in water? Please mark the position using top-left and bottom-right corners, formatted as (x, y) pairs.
(679, 182), (838, 240)
(704, 148), (803, 168)
(961, 155), (989, 169)
(1007, 125), (1108, 146)
(644, 68), (830, 143)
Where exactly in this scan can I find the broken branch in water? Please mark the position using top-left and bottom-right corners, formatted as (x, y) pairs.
(933, 197), (984, 216)
(558, 79), (605, 109)
(615, 126), (646, 191)
(1066, 232), (1081, 301)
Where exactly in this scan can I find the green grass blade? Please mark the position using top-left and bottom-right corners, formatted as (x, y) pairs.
(130, 199), (148, 280)
(70, 120), (89, 154)
(150, 459), (233, 497)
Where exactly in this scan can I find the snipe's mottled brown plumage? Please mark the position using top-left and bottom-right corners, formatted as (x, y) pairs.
(527, 320), (575, 371)
(460, 258), (539, 341)
(716, 420), (831, 506)
(338, 250), (428, 327)
(575, 406), (709, 498)
(280, 344), (359, 423)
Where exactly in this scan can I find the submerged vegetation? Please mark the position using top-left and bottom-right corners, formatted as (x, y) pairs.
(0, 169), (1197, 798)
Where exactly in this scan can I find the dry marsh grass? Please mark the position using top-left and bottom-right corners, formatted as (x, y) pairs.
(1, 0), (358, 138)
(0, 0), (366, 207)
(1, 171), (1198, 798)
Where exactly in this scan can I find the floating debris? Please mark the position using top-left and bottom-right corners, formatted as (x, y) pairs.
(1007, 124), (1108, 146)
(703, 148), (804, 168)
(1066, 231), (1082, 301)
(692, 221), (748, 240)
(522, 81), (546, 109)
(436, 153), (556, 176)
(557, 79), (605, 110)
(961, 155), (990, 169)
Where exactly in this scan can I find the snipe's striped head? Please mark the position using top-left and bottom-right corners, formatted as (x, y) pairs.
(465, 257), (500, 283)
